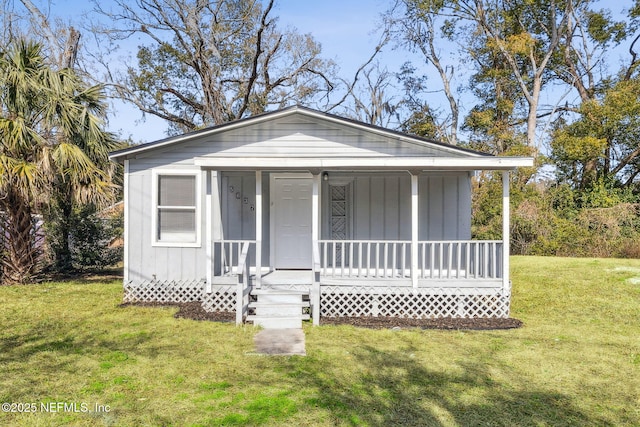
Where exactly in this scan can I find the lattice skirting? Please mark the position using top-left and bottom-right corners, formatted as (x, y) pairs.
(124, 281), (510, 318)
(123, 279), (204, 303)
(124, 280), (237, 313)
(320, 287), (510, 318)
(201, 286), (236, 312)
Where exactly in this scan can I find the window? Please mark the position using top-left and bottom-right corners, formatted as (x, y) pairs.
(330, 184), (349, 240)
(153, 171), (200, 246)
(328, 182), (352, 266)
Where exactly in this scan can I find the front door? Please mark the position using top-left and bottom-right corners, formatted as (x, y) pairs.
(273, 176), (312, 269)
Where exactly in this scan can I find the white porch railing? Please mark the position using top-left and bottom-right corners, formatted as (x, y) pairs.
(319, 240), (411, 278)
(317, 239), (503, 280)
(214, 240), (256, 275)
(212, 240), (254, 325)
(419, 240), (503, 279)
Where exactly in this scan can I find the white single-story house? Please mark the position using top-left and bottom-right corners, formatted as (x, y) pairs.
(109, 106), (533, 327)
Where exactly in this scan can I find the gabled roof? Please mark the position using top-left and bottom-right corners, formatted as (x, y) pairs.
(109, 105), (534, 170)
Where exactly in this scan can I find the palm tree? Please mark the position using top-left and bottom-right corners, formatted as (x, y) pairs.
(0, 40), (117, 284)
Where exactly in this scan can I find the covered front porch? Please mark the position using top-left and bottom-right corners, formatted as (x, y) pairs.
(207, 238), (508, 324)
(198, 162), (516, 326)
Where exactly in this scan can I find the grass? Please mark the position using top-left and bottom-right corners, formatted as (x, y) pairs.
(0, 256), (639, 426)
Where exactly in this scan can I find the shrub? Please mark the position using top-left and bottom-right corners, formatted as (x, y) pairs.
(619, 240), (640, 259)
(45, 203), (123, 272)
(472, 175), (640, 258)
(70, 204), (123, 270)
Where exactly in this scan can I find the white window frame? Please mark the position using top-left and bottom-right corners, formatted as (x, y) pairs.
(151, 169), (202, 248)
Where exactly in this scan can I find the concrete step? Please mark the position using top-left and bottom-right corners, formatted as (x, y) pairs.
(250, 301), (310, 317)
(253, 329), (306, 356)
(247, 314), (309, 329)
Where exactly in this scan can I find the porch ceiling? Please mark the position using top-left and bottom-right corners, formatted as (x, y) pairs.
(194, 156), (534, 171)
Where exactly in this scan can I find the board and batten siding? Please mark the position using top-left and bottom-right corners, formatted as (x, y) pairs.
(126, 163), (207, 283)
(219, 172), (270, 269)
(420, 173), (472, 240)
(127, 166), (470, 284)
(322, 172), (471, 242)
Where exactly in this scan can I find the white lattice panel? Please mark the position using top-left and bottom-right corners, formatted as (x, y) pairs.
(201, 286), (236, 312)
(123, 280), (204, 303)
(462, 294), (510, 318)
(321, 292), (375, 317)
(321, 287), (510, 318)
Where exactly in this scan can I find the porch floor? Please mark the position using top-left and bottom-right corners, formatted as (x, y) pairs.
(212, 269), (503, 291)
(212, 269), (314, 286)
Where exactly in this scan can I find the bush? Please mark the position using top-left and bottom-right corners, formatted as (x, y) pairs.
(472, 175), (640, 258)
(45, 203), (123, 272)
(70, 204), (123, 269)
(620, 240), (640, 259)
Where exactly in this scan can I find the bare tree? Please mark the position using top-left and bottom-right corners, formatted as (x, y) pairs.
(18, 0), (81, 68)
(348, 62), (401, 127)
(92, 0), (337, 132)
(389, 0), (460, 145)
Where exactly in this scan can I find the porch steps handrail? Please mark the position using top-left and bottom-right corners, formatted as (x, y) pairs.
(311, 241), (321, 326)
(235, 241), (252, 325)
(215, 239), (256, 276)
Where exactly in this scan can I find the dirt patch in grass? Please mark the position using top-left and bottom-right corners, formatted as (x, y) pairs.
(321, 316), (523, 330)
(120, 301), (235, 322)
(121, 301), (521, 330)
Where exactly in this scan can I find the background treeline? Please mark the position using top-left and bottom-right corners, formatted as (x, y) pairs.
(1, 0), (639, 284)
(389, 0), (640, 258)
(474, 176), (640, 258)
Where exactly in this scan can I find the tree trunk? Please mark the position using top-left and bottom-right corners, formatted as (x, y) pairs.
(0, 190), (39, 285)
(54, 198), (74, 272)
(526, 97), (539, 147)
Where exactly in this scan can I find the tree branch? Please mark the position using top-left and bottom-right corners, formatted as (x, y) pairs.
(237, 0), (274, 118)
(625, 32), (640, 80)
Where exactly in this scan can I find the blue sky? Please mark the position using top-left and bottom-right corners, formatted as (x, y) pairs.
(27, 0), (635, 146)
(41, 0), (402, 142)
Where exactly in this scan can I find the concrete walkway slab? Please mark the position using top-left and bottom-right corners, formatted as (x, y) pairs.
(253, 328), (306, 356)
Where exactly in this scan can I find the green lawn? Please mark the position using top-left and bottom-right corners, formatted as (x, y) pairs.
(1, 256), (639, 426)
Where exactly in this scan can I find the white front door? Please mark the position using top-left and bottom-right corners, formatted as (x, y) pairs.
(273, 176), (313, 269)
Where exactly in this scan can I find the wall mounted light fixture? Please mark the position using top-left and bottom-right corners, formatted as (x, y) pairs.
(323, 172), (329, 181)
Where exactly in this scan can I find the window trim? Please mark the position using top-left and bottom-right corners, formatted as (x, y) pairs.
(151, 169), (202, 248)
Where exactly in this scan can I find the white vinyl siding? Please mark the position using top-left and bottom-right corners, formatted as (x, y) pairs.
(152, 170), (201, 247)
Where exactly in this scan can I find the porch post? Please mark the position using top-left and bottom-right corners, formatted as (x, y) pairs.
(311, 172), (321, 326)
(502, 171), (510, 291)
(205, 170), (212, 293)
(255, 170), (262, 288)
(211, 171), (223, 280)
(312, 173), (320, 242)
(411, 172), (419, 288)
(123, 160), (129, 285)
